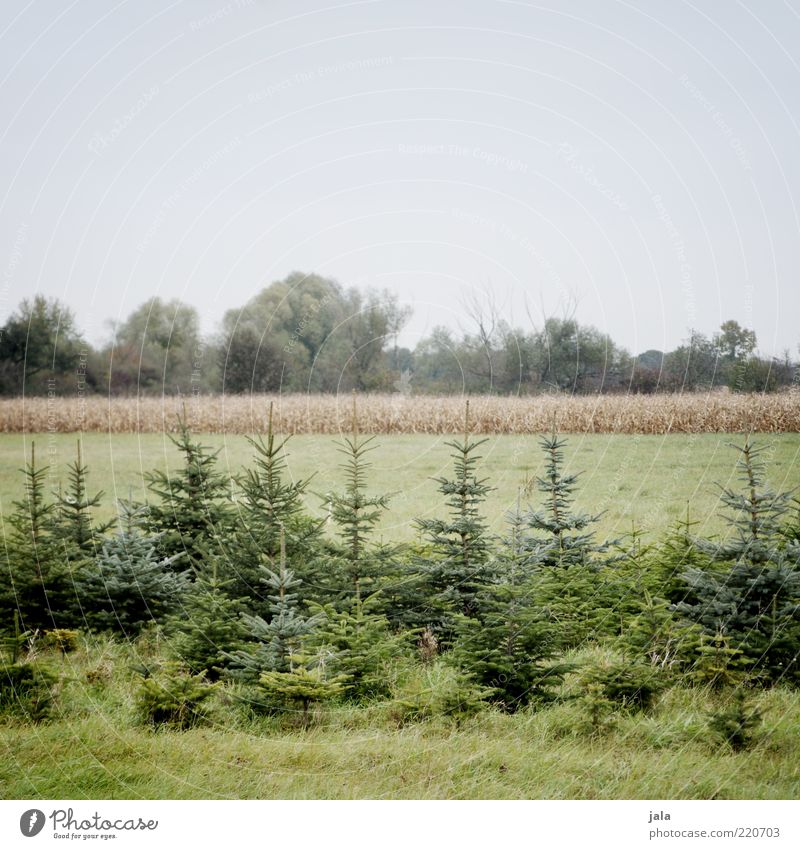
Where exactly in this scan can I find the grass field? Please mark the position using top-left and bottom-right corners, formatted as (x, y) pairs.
(1, 432), (799, 543)
(1, 639), (799, 800)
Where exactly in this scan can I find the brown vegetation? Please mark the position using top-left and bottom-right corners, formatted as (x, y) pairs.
(1, 391), (798, 434)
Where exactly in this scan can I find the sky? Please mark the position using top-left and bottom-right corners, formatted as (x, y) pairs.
(1, 0), (799, 356)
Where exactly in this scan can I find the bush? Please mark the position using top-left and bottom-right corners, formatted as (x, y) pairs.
(387, 661), (490, 725)
(707, 690), (763, 751)
(135, 662), (217, 729)
(44, 629), (80, 654)
(0, 661), (58, 722)
(580, 658), (666, 712)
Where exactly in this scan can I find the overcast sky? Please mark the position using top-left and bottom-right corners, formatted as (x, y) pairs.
(1, 0), (799, 356)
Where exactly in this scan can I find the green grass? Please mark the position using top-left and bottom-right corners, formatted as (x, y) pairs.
(1, 640), (799, 799)
(1, 432), (799, 543)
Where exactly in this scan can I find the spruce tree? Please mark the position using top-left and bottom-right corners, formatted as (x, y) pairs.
(675, 440), (800, 684)
(144, 415), (233, 572)
(304, 594), (406, 701)
(415, 401), (495, 623)
(79, 501), (188, 636)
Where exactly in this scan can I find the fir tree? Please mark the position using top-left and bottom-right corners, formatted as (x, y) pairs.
(519, 430), (607, 568)
(79, 501), (188, 636)
(226, 528), (318, 681)
(327, 393), (396, 602)
(305, 594), (406, 701)
(228, 403), (324, 604)
(0, 442), (71, 631)
(415, 401), (495, 623)
(451, 580), (569, 711)
(675, 440), (800, 684)
(166, 559), (245, 680)
(144, 415), (233, 572)
(256, 651), (348, 725)
(652, 504), (711, 604)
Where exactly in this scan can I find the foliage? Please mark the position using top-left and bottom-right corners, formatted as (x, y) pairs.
(166, 565), (245, 680)
(135, 662), (217, 729)
(676, 441), (800, 684)
(415, 402), (495, 626)
(451, 580), (569, 710)
(256, 652), (348, 724)
(580, 658), (666, 712)
(144, 416), (234, 572)
(0, 660), (58, 722)
(44, 629), (80, 654)
(305, 596), (406, 701)
(707, 690), (763, 751)
(387, 660), (490, 725)
(326, 397), (397, 602)
(226, 529), (318, 681)
(227, 403), (324, 605)
(80, 501), (187, 636)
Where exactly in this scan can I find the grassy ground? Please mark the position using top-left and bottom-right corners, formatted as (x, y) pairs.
(1, 640), (799, 800)
(1, 432), (798, 543)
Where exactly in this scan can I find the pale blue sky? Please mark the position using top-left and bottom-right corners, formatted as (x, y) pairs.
(1, 0), (798, 356)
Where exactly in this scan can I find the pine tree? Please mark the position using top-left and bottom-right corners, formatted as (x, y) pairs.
(675, 440), (800, 684)
(166, 559), (245, 680)
(79, 501), (188, 636)
(327, 393), (396, 602)
(415, 401), (495, 623)
(652, 504), (711, 604)
(144, 415), (233, 572)
(226, 528), (318, 681)
(228, 403), (324, 604)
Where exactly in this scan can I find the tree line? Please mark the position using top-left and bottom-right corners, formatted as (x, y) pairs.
(0, 271), (796, 396)
(1, 405), (798, 741)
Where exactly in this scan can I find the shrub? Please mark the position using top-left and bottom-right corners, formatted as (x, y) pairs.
(0, 661), (58, 722)
(707, 690), (763, 751)
(135, 662), (217, 729)
(580, 659), (666, 712)
(387, 661), (490, 725)
(44, 629), (80, 654)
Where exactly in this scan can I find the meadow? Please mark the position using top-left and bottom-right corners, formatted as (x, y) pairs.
(1, 431), (799, 543)
(2, 639), (799, 800)
(1, 412), (799, 801)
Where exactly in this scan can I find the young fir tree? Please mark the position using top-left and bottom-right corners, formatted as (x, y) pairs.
(144, 415), (233, 573)
(451, 579), (569, 711)
(415, 401), (495, 624)
(326, 394), (396, 603)
(652, 504), (711, 603)
(304, 594), (407, 701)
(0, 443), (64, 631)
(79, 501), (188, 636)
(166, 558), (245, 680)
(48, 441), (114, 623)
(257, 651), (348, 726)
(226, 528), (318, 681)
(519, 430), (607, 568)
(675, 441), (800, 684)
(228, 403), (323, 604)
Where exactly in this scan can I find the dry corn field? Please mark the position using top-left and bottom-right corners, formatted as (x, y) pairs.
(1, 391), (799, 434)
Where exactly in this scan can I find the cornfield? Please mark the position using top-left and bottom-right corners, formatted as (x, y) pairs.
(1, 391), (798, 434)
